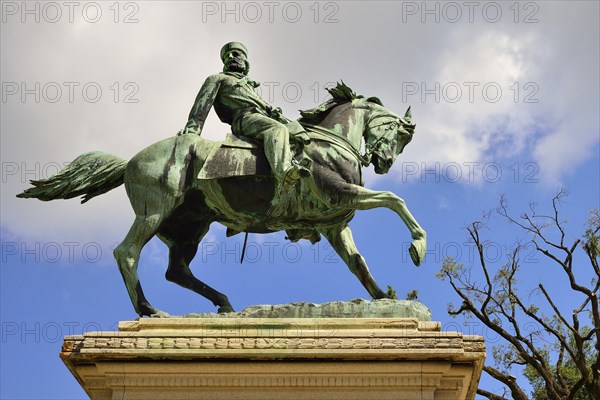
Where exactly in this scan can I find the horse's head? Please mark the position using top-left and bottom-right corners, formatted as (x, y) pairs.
(364, 104), (415, 174)
(298, 82), (416, 174)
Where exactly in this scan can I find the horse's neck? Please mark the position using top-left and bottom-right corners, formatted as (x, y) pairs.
(317, 101), (366, 151)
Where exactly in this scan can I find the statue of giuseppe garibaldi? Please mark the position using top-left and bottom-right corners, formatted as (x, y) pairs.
(17, 41), (426, 317)
(179, 42), (311, 192)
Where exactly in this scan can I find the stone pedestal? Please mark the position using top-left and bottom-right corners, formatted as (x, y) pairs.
(61, 317), (485, 399)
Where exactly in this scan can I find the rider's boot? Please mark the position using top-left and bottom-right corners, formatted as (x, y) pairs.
(281, 159), (311, 191)
(269, 159), (312, 217)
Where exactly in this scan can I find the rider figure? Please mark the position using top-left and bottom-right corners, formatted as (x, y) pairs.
(181, 42), (310, 191)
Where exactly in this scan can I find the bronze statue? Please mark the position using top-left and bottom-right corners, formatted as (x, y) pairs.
(181, 42), (310, 193)
(18, 44), (426, 317)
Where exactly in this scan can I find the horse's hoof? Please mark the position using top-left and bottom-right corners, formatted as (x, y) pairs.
(218, 305), (235, 314)
(409, 244), (420, 266)
(150, 310), (171, 318)
(409, 236), (426, 267)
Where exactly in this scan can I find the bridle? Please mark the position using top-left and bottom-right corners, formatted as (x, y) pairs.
(363, 113), (414, 166)
(299, 106), (414, 167)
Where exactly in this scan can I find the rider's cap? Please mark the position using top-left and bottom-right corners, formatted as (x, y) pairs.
(220, 42), (248, 62)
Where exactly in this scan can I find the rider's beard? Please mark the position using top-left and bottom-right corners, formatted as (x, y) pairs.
(225, 59), (248, 75)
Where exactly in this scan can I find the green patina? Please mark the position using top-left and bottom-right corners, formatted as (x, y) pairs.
(18, 43), (426, 318)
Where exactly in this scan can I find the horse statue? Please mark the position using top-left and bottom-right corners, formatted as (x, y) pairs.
(18, 82), (426, 317)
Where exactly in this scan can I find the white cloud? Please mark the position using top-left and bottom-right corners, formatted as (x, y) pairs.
(1, 1), (598, 242)
(380, 2), (599, 188)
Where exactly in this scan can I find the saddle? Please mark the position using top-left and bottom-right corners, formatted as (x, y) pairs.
(197, 134), (271, 180)
(197, 126), (321, 245)
(197, 120), (308, 180)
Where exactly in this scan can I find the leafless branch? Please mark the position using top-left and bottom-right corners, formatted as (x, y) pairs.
(441, 193), (599, 399)
(482, 366), (529, 400)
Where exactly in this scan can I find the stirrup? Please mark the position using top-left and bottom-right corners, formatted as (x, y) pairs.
(282, 164), (311, 191)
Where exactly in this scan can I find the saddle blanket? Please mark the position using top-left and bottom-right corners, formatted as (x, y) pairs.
(197, 133), (271, 180)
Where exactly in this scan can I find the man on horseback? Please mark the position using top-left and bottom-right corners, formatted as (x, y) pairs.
(180, 42), (310, 191)
(19, 76), (427, 317)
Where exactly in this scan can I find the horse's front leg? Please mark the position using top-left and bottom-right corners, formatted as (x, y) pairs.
(321, 224), (388, 299)
(340, 185), (426, 266)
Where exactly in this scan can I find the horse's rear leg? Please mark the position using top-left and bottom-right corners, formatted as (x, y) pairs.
(114, 215), (169, 317)
(321, 224), (389, 299)
(161, 218), (234, 313)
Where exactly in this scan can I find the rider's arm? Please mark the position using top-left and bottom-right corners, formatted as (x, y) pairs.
(184, 74), (222, 134)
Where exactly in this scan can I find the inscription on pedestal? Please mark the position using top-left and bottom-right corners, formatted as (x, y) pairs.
(61, 317), (485, 400)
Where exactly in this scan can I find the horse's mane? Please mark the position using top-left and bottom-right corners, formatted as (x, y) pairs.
(298, 81), (383, 125)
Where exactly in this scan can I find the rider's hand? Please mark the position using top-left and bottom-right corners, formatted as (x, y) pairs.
(177, 126), (200, 136)
(294, 131), (312, 145)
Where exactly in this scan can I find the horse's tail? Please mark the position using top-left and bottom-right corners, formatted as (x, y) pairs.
(17, 151), (128, 203)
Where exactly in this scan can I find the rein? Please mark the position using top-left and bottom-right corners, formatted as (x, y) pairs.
(364, 113), (407, 162)
(300, 113), (405, 168)
(299, 122), (371, 167)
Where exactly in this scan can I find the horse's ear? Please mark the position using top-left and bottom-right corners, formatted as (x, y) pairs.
(404, 106), (412, 123)
(366, 96), (383, 106)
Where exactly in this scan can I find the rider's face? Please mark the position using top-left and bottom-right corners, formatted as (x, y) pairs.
(224, 50), (248, 74)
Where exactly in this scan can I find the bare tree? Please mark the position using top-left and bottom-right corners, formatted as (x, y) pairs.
(437, 190), (599, 400)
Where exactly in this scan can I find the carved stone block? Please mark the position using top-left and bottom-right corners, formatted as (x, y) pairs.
(62, 317), (484, 399)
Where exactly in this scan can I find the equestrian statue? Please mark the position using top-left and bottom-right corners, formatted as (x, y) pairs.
(18, 42), (427, 317)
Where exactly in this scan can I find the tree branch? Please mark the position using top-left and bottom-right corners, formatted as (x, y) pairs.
(482, 366), (529, 400)
(441, 193), (599, 400)
(476, 388), (510, 400)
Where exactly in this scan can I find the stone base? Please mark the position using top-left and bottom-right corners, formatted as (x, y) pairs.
(61, 318), (485, 400)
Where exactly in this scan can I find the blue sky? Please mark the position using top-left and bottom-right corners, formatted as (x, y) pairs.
(1, 1), (599, 399)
